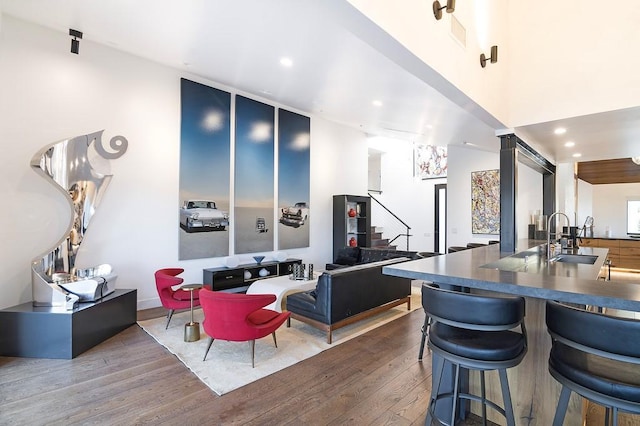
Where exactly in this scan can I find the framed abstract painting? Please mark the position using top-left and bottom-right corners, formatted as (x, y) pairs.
(414, 144), (447, 179)
(471, 169), (500, 234)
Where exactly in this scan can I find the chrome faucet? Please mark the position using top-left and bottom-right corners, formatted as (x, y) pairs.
(547, 212), (571, 258)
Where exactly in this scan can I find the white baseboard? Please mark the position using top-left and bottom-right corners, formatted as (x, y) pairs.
(137, 296), (161, 311)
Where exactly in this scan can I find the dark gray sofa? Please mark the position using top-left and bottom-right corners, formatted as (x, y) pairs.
(326, 246), (422, 270)
(286, 257), (412, 343)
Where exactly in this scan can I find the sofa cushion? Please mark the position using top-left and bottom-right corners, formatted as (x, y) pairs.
(287, 257), (411, 325)
(334, 254), (358, 266)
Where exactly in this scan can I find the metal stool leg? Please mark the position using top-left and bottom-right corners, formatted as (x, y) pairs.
(426, 354), (445, 425)
(480, 370), (487, 425)
(450, 364), (461, 426)
(552, 385), (572, 426)
(418, 315), (431, 361)
(498, 369), (515, 426)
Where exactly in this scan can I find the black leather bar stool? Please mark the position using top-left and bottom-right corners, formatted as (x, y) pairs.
(546, 301), (640, 425)
(422, 284), (527, 426)
(447, 246), (468, 253)
(466, 243), (486, 249)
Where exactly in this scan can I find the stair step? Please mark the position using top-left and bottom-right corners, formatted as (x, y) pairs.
(371, 232), (383, 239)
(371, 238), (390, 247)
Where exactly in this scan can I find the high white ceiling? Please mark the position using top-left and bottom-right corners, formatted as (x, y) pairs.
(1, 0), (638, 163)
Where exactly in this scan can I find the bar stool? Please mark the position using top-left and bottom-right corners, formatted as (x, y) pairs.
(422, 284), (527, 426)
(545, 301), (640, 425)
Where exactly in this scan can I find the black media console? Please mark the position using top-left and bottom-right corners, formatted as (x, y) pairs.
(203, 258), (302, 293)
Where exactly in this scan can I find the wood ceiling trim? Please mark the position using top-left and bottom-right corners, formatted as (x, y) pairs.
(577, 158), (640, 185)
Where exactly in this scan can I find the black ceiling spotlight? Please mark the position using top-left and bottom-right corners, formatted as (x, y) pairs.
(69, 29), (83, 54)
(433, 0), (455, 20)
(480, 45), (498, 68)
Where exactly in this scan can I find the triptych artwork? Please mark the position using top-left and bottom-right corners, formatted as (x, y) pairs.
(178, 79), (310, 260)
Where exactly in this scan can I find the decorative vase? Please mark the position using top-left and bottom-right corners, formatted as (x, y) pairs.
(244, 270), (252, 280)
(225, 256), (239, 268)
(259, 268), (269, 277)
(253, 255), (265, 265)
(348, 208), (357, 217)
(349, 237), (357, 247)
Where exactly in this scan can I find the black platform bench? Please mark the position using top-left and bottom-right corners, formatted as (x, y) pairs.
(0, 289), (137, 359)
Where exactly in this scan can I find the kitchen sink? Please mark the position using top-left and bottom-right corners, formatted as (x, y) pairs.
(549, 254), (598, 264)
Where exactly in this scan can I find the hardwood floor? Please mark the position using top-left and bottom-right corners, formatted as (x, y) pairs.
(0, 308), (434, 425)
(4, 276), (638, 425)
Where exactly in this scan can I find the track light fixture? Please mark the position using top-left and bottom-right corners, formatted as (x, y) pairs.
(480, 45), (498, 68)
(69, 29), (83, 54)
(432, 0), (455, 20)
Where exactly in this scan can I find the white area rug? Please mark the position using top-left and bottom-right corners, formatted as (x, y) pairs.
(138, 286), (421, 395)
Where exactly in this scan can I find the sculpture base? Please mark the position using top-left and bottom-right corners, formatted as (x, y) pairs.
(0, 289), (136, 359)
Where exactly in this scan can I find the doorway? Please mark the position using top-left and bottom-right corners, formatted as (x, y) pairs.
(434, 184), (447, 254)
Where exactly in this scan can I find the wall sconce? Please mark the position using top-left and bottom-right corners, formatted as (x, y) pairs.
(480, 45), (498, 68)
(69, 29), (83, 54)
(432, 0), (455, 20)
(632, 156), (640, 165)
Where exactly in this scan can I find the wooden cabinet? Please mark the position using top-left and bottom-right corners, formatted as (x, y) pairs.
(619, 240), (640, 269)
(581, 238), (640, 269)
(332, 195), (371, 259)
(579, 238), (598, 247)
(203, 258), (301, 293)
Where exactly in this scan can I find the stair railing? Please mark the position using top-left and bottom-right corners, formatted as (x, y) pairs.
(368, 192), (412, 250)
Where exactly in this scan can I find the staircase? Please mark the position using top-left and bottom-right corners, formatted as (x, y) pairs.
(368, 193), (412, 251)
(371, 226), (396, 249)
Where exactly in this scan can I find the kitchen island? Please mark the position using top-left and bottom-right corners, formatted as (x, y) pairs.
(384, 241), (640, 425)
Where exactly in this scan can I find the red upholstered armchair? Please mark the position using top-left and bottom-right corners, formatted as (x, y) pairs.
(154, 268), (200, 329)
(200, 288), (290, 367)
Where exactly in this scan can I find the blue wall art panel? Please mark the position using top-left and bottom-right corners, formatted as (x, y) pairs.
(278, 109), (310, 250)
(179, 78), (231, 260)
(235, 95), (275, 254)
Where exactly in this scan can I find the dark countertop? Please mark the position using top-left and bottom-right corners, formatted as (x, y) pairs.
(383, 240), (640, 312)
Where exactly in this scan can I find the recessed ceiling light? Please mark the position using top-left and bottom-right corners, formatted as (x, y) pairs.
(279, 57), (293, 67)
(372, 100), (383, 107)
(572, 153), (582, 158)
(554, 128), (567, 135)
(564, 141), (575, 147)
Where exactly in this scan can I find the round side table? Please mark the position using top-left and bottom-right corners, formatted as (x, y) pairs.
(182, 283), (203, 342)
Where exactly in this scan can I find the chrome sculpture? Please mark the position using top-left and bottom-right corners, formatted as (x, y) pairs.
(30, 130), (128, 309)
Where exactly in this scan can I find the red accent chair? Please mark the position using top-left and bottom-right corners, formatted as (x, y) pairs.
(200, 288), (290, 367)
(154, 268), (200, 329)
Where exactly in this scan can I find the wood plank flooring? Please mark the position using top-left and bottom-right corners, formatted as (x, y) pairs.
(0, 308), (434, 425)
(4, 276), (639, 425)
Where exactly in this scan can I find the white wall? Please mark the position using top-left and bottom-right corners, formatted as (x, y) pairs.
(447, 144), (499, 247)
(346, 0), (640, 130)
(345, 0), (510, 127)
(591, 183), (640, 238)
(0, 15), (368, 310)
(555, 162), (577, 226)
(508, 0), (640, 126)
(517, 162), (544, 240)
(367, 137), (445, 253)
(577, 179), (593, 230)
